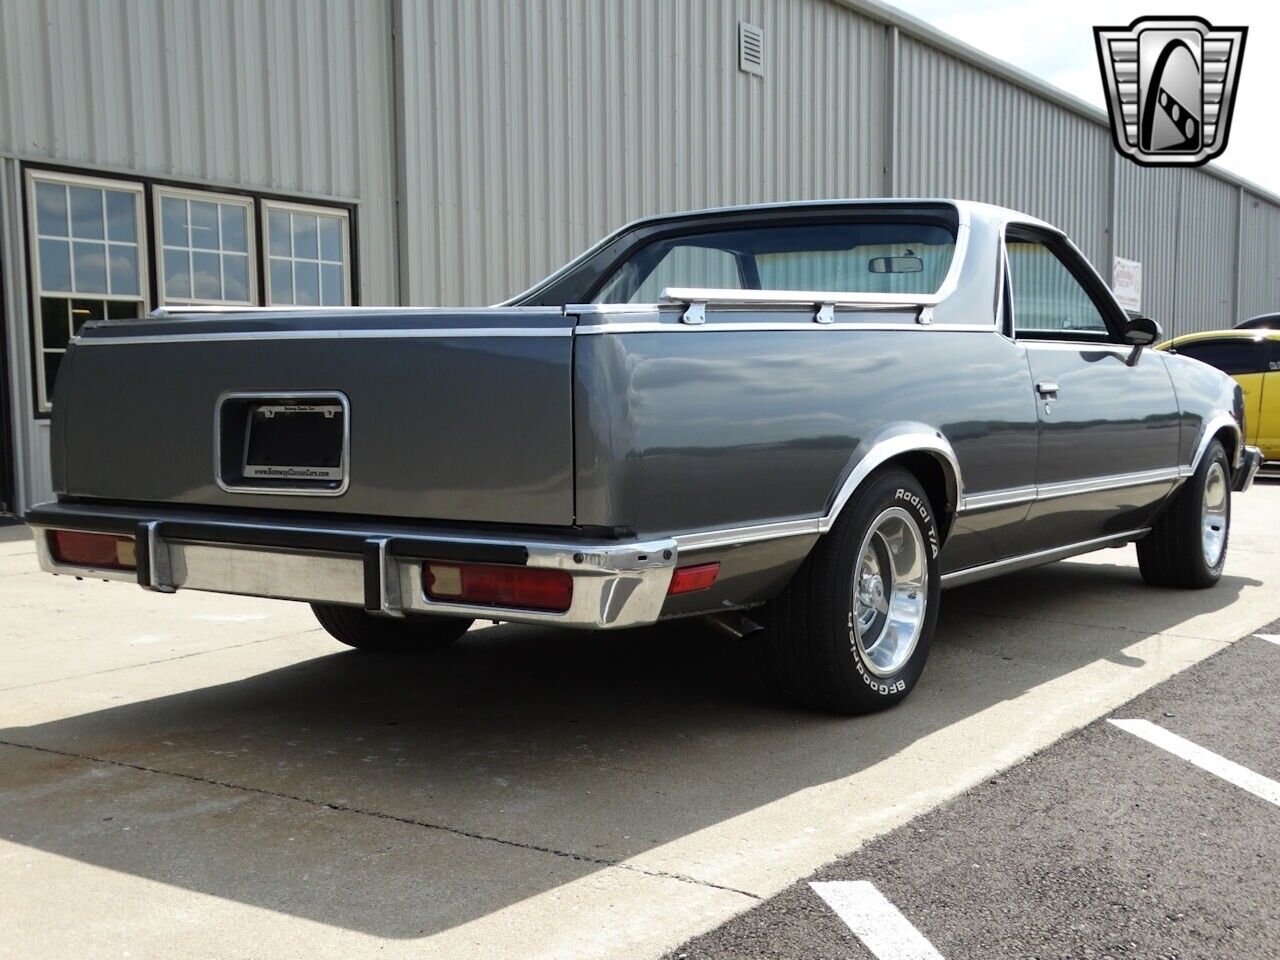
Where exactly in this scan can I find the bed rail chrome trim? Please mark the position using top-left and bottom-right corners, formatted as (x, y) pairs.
(940, 528), (1150, 588)
(73, 327), (574, 347)
(570, 320), (998, 335)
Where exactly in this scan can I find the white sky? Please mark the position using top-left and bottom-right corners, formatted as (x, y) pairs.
(886, 0), (1280, 194)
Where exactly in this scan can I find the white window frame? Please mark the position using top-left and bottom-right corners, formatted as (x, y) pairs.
(26, 169), (149, 412)
(261, 198), (352, 307)
(153, 185), (258, 306)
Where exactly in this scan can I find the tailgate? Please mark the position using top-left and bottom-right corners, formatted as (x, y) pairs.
(54, 308), (576, 526)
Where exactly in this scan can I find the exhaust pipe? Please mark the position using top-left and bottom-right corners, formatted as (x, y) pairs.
(703, 611), (765, 640)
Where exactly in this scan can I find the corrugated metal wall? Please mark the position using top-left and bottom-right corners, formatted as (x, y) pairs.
(1174, 170), (1240, 334)
(395, 0), (888, 305)
(894, 36), (1112, 268)
(0, 0), (398, 303)
(3, 0), (1280, 515)
(1113, 163), (1182, 328)
(0, 157), (49, 510)
(1239, 192), (1280, 321)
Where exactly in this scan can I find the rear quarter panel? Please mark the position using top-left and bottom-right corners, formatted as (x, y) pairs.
(573, 318), (1039, 549)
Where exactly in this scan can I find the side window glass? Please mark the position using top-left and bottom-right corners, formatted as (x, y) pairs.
(1006, 239), (1109, 339)
(1175, 339), (1264, 376)
(1269, 339), (1280, 372)
(626, 245), (742, 303)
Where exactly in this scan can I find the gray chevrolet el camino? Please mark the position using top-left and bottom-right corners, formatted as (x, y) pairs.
(29, 199), (1265, 713)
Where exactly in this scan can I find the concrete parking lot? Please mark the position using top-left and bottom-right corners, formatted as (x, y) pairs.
(2, 482), (1278, 959)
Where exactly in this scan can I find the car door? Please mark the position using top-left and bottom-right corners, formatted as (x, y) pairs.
(1168, 336), (1267, 448)
(1005, 226), (1181, 555)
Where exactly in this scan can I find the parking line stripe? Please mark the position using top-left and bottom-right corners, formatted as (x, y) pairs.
(1109, 719), (1280, 808)
(1254, 634), (1280, 646)
(811, 881), (945, 960)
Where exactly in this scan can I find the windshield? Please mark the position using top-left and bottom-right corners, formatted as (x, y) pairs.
(590, 221), (956, 303)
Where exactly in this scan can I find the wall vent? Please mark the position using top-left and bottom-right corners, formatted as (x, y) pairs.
(738, 22), (764, 76)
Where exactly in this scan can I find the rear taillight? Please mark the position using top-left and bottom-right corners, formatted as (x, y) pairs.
(667, 562), (720, 595)
(49, 530), (137, 570)
(424, 561), (573, 612)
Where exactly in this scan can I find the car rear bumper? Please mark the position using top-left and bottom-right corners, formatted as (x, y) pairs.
(1234, 446), (1264, 493)
(27, 502), (678, 630)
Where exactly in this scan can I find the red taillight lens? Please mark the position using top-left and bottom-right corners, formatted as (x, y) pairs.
(424, 562), (573, 612)
(49, 530), (137, 570)
(667, 562), (719, 595)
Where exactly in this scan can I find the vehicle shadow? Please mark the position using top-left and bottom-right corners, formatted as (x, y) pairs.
(0, 560), (1260, 939)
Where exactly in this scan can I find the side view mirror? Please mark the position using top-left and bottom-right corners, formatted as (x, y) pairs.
(1121, 314), (1162, 366)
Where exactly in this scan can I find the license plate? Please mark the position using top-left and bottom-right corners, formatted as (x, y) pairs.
(242, 402), (345, 482)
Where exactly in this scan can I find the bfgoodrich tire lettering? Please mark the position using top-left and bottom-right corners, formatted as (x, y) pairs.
(755, 467), (942, 714)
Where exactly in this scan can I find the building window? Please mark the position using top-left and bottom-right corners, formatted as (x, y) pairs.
(155, 188), (255, 304)
(27, 171), (147, 411)
(263, 200), (350, 306)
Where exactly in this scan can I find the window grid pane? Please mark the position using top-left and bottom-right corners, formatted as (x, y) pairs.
(157, 190), (255, 305)
(30, 174), (146, 410)
(264, 204), (349, 307)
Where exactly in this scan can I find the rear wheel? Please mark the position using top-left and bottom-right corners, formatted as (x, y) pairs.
(1136, 439), (1230, 588)
(755, 467), (941, 714)
(311, 603), (474, 654)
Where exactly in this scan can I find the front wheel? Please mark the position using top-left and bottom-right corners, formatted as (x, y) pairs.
(311, 603), (474, 654)
(1136, 439), (1231, 588)
(755, 467), (941, 714)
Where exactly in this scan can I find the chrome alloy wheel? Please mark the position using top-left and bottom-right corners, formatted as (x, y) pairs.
(1201, 461), (1229, 568)
(851, 506), (929, 677)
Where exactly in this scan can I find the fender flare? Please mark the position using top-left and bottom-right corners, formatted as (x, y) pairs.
(822, 424), (963, 540)
(1188, 413), (1242, 474)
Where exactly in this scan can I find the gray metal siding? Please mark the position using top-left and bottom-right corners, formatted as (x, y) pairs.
(0, 157), (51, 510)
(1239, 192), (1280, 322)
(1114, 164), (1184, 328)
(395, 0), (888, 306)
(894, 37), (1111, 268)
(1173, 170), (1239, 334)
(0, 0), (398, 304)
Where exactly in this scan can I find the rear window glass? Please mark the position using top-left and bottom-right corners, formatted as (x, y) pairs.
(591, 222), (956, 303)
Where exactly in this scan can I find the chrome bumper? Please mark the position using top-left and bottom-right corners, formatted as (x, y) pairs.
(1234, 445), (1264, 493)
(29, 505), (678, 630)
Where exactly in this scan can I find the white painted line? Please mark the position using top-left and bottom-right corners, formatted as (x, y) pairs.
(1109, 719), (1280, 807)
(811, 881), (945, 960)
(1254, 633), (1280, 646)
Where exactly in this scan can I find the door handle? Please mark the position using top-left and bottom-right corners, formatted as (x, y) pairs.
(1035, 380), (1060, 399)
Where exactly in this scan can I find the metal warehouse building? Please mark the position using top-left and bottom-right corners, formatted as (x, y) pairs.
(2, 0), (1279, 517)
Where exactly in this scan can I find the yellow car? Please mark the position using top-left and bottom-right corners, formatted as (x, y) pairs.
(1158, 329), (1280, 462)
